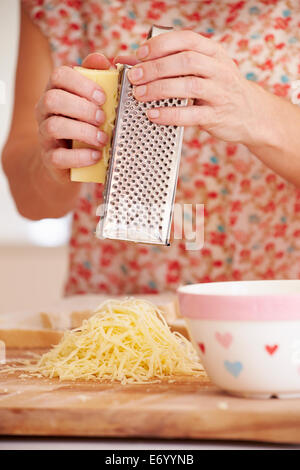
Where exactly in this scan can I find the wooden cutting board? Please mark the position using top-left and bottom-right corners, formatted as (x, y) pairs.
(1, 349), (300, 444)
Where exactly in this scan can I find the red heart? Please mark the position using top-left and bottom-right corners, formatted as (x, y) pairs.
(198, 343), (205, 354)
(265, 344), (278, 355)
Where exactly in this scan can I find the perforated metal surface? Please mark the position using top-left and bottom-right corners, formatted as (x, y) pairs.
(96, 65), (187, 245)
(96, 25), (187, 245)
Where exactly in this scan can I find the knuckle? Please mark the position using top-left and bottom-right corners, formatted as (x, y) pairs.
(49, 148), (61, 167)
(50, 68), (61, 86)
(50, 65), (68, 86)
(85, 100), (97, 122)
(182, 51), (195, 69)
(74, 149), (87, 167)
(43, 89), (58, 111)
(185, 30), (200, 48)
(172, 106), (181, 122)
(187, 76), (200, 96)
(45, 116), (59, 137)
(158, 79), (168, 97)
(73, 150), (81, 167)
(152, 59), (164, 78)
(79, 122), (93, 142)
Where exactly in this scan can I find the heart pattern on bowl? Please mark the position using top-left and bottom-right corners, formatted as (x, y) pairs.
(265, 344), (278, 355)
(215, 332), (233, 349)
(194, 329), (284, 382)
(224, 360), (243, 378)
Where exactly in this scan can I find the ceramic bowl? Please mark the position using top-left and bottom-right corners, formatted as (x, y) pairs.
(178, 280), (300, 399)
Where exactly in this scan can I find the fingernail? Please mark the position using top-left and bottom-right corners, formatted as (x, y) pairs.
(95, 109), (104, 123)
(92, 151), (101, 161)
(92, 89), (105, 105)
(97, 131), (107, 144)
(147, 108), (160, 118)
(129, 67), (143, 82)
(135, 85), (147, 97)
(137, 44), (149, 60)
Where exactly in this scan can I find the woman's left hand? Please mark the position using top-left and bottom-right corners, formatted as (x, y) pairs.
(126, 30), (266, 147)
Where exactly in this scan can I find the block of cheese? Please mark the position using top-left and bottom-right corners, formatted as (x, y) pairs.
(71, 66), (120, 183)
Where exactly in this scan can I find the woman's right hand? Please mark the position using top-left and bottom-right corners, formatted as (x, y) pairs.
(35, 53), (111, 183)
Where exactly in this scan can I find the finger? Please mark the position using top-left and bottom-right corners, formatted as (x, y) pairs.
(47, 66), (106, 105)
(133, 77), (219, 104)
(37, 89), (105, 125)
(40, 116), (108, 147)
(146, 105), (214, 127)
(44, 147), (102, 170)
(136, 30), (221, 62)
(128, 51), (217, 85)
(82, 52), (111, 70)
(113, 55), (139, 66)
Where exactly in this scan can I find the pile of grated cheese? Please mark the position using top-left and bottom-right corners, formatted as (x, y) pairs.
(34, 298), (202, 384)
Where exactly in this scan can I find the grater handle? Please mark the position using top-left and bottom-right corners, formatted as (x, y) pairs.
(147, 24), (174, 39)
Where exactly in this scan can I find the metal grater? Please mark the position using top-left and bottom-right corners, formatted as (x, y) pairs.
(96, 25), (187, 245)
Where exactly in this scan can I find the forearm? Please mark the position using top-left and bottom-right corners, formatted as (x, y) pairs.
(246, 82), (300, 187)
(2, 137), (81, 220)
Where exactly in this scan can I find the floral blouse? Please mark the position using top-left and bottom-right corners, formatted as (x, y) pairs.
(23, 0), (300, 295)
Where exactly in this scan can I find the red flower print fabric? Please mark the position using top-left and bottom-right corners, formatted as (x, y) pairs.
(22, 0), (300, 294)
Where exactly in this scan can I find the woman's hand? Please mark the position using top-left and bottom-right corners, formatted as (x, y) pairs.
(127, 30), (264, 147)
(126, 29), (300, 187)
(35, 53), (110, 183)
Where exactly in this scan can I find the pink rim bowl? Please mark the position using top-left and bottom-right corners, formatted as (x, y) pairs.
(177, 280), (300, 399)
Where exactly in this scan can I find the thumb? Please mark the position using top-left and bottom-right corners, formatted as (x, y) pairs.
(81, 53), (111, 70)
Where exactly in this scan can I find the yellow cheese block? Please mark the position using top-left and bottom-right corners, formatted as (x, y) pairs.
(71, 66), (119, 183)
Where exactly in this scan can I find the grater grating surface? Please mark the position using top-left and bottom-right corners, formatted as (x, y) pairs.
(96, 25), (187, 245)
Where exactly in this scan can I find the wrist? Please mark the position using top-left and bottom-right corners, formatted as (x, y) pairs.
(243, 81), (283, 152)
(29, 148), (81, 217)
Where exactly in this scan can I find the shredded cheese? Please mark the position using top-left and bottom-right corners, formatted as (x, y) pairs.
(33, 298), (202, 384)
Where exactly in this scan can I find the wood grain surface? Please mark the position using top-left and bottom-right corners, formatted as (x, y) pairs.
(1, 349), (300, 444)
